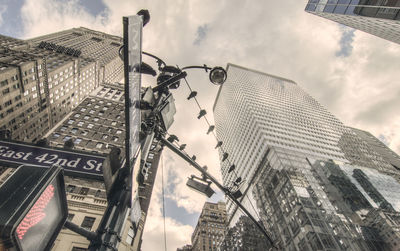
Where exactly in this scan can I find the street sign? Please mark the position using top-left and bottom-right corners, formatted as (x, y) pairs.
(0, 165), (68, 251)
(0, 140), (105, 179)
(123, 15), (143, 226)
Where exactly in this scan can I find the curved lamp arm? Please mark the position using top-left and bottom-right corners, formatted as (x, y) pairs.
(142, 51), (167, 70)
(181, 65), (212, 72)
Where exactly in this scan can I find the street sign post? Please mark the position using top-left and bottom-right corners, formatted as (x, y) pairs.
(123, 15), (143, 227)
(0, 140), (106, 179)
(0, 165), (68, 251)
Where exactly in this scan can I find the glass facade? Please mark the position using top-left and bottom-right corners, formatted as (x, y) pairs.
(213, 64), (400, 250)
(305, 0), (400, 44)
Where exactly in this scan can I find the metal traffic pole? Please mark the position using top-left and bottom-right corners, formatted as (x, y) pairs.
(88, 10), (149, 251)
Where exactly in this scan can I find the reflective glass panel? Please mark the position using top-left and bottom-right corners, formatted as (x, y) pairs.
(334, 4), (348, 13)
(324, 4), (336, 12)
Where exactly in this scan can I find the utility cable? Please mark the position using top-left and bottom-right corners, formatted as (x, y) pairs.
(180, 75), (263, 225)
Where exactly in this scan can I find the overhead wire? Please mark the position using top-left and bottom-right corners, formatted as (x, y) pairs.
(180, 75), (263, 225)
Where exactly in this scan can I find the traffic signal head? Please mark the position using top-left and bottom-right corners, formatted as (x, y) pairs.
(0, 165), (68, 251)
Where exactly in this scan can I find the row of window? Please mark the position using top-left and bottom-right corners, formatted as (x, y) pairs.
(307, 3), (400, 21)
(66, 184), (106, 198)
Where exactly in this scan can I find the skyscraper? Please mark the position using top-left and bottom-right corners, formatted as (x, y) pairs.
(0, 27), (123, 143)
(349, 127), (400, 170)
(305, 0), (400, 44)
(219, 216), (269, 251)
(213, 64), (400, 250)
(191, 201), (227, 251)
(43, 82), (135, 250)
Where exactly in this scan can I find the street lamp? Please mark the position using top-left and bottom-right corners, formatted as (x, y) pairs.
(141, 52), (228, 88)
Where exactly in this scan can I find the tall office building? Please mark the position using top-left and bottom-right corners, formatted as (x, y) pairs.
(213, 64), (400, 250)
(219, 216), (269, 251)
(349, 127), (400, 170)
(44, 82), (133, 250)
(305, 0), (400, 44)
(191, 201), (227, 251)
(0, 27), (123, 143)
(0, 28), (152, 250)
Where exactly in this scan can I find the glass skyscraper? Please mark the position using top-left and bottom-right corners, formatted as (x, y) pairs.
(213, 64), (400, 250)
(305, 0), (400, 44)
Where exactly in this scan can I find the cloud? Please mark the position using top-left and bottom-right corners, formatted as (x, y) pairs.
(354, 89), (400, 125)
(378, 134), (390, 146)
(194, 24), (209, 45)
(20, 0), (112, 39)
(335, 25), (355, 57)
(0, 4), (6, 26)
(141, 157), (195, 250)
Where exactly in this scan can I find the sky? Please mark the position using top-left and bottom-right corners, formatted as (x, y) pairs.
(1, 0), (400, 250)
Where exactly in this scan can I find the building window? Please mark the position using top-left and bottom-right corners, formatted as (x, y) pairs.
(126, 226), (135, 245)
(95, 189), (103, 198)
(75, 138), (82, 144)
(71, 247), (88, 251)
(96, 143), (103, 149)
(66, 185), (76, 193)
(0, 80), (8, 87)
(63, 136), (71, 142)
(81, 216), (96, 231)
(87, 123), (94, 129)
(77, 121), (84, 127)
(79, 187), (89, 195)
(2, 88), (10, 95)
(4, 100), (12, 107)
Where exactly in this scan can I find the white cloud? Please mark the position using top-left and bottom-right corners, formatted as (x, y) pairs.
(141, 152), (195, 250)
(20, 0), (112, 39)
(0, 5), (6, 27)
